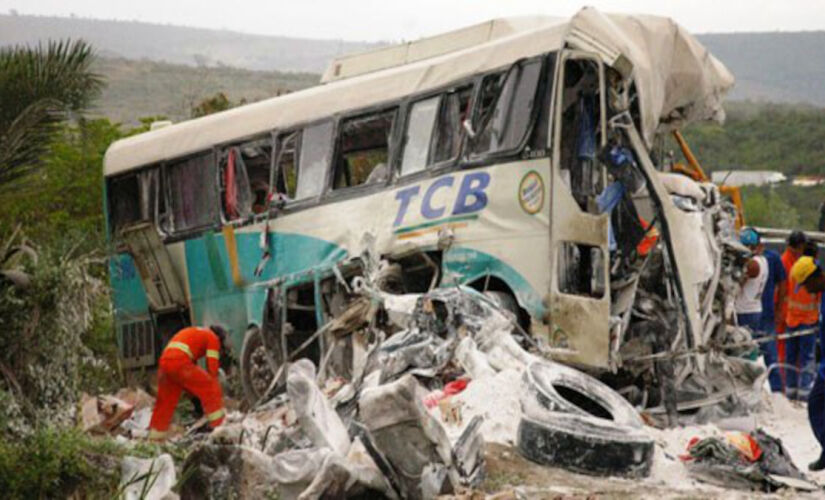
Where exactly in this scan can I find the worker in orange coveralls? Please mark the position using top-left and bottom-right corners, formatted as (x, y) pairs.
(148, 326), (231, 440)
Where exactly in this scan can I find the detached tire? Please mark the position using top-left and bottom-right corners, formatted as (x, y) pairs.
(517, 362), (654, 478)
(240, 326), (278, 406)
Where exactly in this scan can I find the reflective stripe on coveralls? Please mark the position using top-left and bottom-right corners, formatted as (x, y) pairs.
(148, 357), (225, 435)
(167, 341), (194, 359)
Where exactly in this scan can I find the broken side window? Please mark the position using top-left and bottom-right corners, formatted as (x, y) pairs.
(166, 153), (219, 233)
(220, 137), (272, 220)
(108, 174), (141, 232)
(528, 53), (558, 153)
(333, 109), (396, 189)
(471, 59), (542, 157)
(275, 131), (300, 200)
(557, 242), (606, 298)
(400, 96), (440, 176)
(108, 168), (159, 233)
(432, 86), (472, 164)
(558, 58), (603, 212)
(243, 139), (272, 215)
(295, 120), (334, 200)
(220, 149), (252, 221)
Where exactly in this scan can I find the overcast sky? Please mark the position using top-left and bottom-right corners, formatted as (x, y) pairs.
(4, 1), (825, 41)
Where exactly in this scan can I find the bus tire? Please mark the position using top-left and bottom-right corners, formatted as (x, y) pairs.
(240, 326), (278, 406)
(517, 414), (654, 478)
(517, 362), (654, 477)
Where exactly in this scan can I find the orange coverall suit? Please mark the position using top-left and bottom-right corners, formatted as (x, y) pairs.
(148, 327), (225, 439)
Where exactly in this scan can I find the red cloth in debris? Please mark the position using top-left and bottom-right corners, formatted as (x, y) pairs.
(225, 149), (238, 218)
(423, 378), (470, 409)
(679, 432), (763, 463)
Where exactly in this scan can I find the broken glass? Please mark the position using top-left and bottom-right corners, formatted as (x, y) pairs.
(296, 121), (333, 199)
(401, 96), (440, 176)
(471, 59), (542, 156)
(432, 86), (472, 164)
(275, 131), (299, 199)
(333, 110), (395, 189)
(108, 174), (141, 231)
(109, 168), (159, 232)
(166, 153), (219, 232)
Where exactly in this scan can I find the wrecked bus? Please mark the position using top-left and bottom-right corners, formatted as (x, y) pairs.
(104, 8), (748, 411)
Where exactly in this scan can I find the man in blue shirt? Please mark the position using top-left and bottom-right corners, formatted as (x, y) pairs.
(789, 256), (825, 470)
(754, 229), (787, 392)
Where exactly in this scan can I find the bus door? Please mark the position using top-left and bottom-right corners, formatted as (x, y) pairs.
(546, 50), (612, 369)
(120, 221), (187, 314)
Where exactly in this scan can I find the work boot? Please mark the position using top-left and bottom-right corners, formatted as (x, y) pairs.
(808, 452), (825, 472)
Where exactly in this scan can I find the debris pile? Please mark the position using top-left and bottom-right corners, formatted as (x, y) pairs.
(680, 429), (818, 492)
(163, 264), (668, 498)
(87, 257), (823, 498)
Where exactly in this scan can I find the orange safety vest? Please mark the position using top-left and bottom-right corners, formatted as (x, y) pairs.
(784, 250), (821, 327)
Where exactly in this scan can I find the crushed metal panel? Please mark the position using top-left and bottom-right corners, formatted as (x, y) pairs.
(546, 165), (611, 368)
(625, 126), (703, 352)
(119, 221), (186, 312)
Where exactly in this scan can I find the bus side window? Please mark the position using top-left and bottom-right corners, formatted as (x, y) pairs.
(220, 137), (272, 221)
(166, 153), (219, 233)
(108, 168), (159, 234)
(400, 96), (440, 176)
(295, 121), (333, 200)
(333, 109), (396, 190)
(558, 58), (602, 212)
(274, 131), (299, 200)
(432, 86), (472, 164)
(471, 59), (542, 157)
(557, 242), (606, 299)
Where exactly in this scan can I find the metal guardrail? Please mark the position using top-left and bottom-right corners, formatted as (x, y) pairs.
(626, 327), (819, 362)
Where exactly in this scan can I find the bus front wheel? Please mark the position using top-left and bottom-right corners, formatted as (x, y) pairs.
(239, 326), (278, 406)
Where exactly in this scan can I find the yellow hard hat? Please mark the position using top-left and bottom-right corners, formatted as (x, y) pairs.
(790, 256), (818, 287)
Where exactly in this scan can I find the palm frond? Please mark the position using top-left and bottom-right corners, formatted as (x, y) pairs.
(0, 39), (104, 186)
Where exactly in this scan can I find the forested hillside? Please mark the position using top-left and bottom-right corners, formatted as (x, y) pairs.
(682, 102), (825, 177)
(682, 102), (825, 230)
(92, 57), (319, 124)
(2, 14), (825, 106)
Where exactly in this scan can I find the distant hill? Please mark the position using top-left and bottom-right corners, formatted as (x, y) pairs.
(2, 14), (825, 106)
(0, 13), (381, 73)
(91, 57), (319, 124)
(696, 32), (825, 107)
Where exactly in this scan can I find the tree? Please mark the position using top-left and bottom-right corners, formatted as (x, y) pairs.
(741, 187), (801, 229)
(0, 40), (103, 188)
(190, 92), (247, 118)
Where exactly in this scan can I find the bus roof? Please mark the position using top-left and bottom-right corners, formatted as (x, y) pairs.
(103, 8), (733, 177)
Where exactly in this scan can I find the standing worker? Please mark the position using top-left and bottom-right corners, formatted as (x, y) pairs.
(148, 326), (231, 440)
(785, 234), (821, 401)
(788, 257), (825, 470)
(779, 230), (808, 389)
(738, 228), (785, 391)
